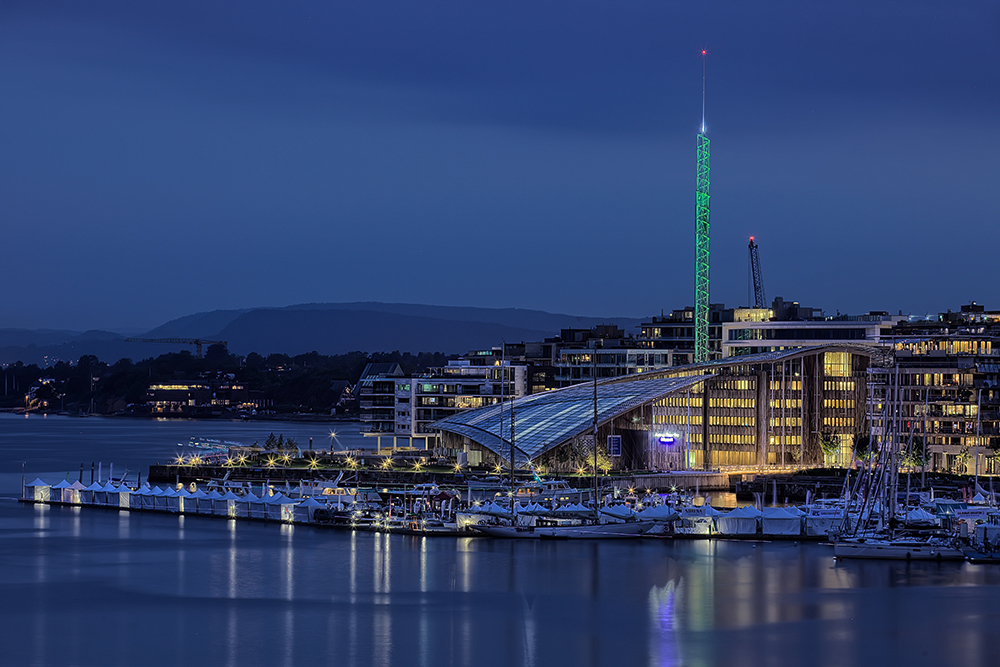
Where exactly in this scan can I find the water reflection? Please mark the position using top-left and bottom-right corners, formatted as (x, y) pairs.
(11, 504), (1000, 667)
(648, 580), (681, 667)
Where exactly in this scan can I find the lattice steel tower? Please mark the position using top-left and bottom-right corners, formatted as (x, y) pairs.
(694, 52), (711, 362)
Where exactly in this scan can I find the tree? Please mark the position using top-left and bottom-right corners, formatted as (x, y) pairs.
(572, 437), (612, 473)
(264, 433), (278, 451)
(853, 433), (872, 461)
(820, 432), (842, 466)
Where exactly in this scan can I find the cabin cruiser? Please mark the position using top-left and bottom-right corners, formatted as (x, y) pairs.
(470, 501), (654, 539)
(833, 534), (964, 561)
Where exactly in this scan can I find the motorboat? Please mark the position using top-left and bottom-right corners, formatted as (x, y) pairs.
(473, 520), (654, 539)
(833, 535), (964, 561)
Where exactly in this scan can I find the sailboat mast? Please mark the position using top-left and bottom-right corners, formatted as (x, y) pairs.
(593, 340), (599, 504)
(510, 350), (516, 514)
(975, 387), (982, 489)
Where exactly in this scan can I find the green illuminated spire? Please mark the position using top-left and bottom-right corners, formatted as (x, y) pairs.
(695, 55), (710, 363)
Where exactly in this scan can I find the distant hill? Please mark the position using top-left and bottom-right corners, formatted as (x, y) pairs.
(0, 302), (647, 365)
(146, 302), (643, 341)
(143, 309), (252, 338)
(217, 308), (558, 356)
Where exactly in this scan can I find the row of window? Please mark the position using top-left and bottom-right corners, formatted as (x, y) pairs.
(708, 398), (755, 409)
(768, 435), (802, 446)
(708, 434), (756, 445)
(708, 415), (755, 427)
(769, 380), (803, 391)
(824, 380), (856, 391)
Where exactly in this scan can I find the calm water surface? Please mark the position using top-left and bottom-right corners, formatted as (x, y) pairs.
(3, 414), (1000, 667)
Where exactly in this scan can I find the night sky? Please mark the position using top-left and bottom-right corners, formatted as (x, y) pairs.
(2, 1), (998, 331)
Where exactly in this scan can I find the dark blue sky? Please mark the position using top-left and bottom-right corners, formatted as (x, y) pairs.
(2, 1), (998, 330)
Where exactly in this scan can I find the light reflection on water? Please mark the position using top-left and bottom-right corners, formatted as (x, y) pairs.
(6, 416), (1000, 665)
(5, 503), (1000, 666)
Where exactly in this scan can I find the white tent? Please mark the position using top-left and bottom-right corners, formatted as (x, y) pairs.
(51, 479), (74, 503)
(600, 504), (636, 521)
(803, 508), (844, 536)
(142, 486), (158, 510)
(477, 501), (514, 520)
(717, 506), (761, 536)
(25, 478), (51, 502)
(243, 493), (267, 519)
(518, 502), (551, 516)
(189, 489), (212, 514)
(67, 480), (86, 504)
(551, 503), (597, 520)
(761, 507), (802, 536)
(80, 481), (102, 504)
(104, 483), (130, 509)
(162, 487), (182, 512)
(294, 496), (324, 523)
(130, 486), (147, 509)
(265, 493), (298, 522)
(151, 487), (170, 511)
(675, 505), (722, 535)
(904, 507), (938, 524)
(219, 491), (241, 518)
(206, 490), (226, 515)
(637, 505), (680, 522)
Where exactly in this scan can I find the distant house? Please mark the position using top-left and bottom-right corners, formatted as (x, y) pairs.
(329, 380), (355, 415)
(143, 380), (264, 416)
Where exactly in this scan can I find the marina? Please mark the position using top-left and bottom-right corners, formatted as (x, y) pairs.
(7, 397), (1000, 666)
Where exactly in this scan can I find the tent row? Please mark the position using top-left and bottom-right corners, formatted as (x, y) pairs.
(23, 479), (330, 524)
(674, 505), (844, 537)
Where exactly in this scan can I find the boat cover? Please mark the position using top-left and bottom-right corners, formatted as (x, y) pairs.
(600, 504), (635, 520)
(717, 506), (761, 535)
(761, 507), (802, 536)
(637, 505), (679, 522)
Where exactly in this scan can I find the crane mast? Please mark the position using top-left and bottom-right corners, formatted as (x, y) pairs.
(749, 237), (766, 309)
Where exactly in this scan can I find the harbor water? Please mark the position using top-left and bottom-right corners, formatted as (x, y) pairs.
(4, 414), (1000, 666)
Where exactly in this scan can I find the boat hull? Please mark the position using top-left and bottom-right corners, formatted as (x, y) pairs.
(834, 540), (964, 561)
(473, 521), (654, 539)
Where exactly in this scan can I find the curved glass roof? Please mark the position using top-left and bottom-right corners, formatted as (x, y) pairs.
(432, 375), (709, 460)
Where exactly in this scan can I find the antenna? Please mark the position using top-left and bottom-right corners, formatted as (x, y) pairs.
(700, 49), (707, 134)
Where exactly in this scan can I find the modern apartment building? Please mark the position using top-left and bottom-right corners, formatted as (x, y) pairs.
(358, 361), (527, 450)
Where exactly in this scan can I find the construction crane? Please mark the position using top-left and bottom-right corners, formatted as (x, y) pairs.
(748, 236), (766, 309)
(124, 338), (228, 359)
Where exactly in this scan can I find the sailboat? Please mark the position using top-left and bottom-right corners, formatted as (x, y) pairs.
(833, 366), (963, 560)
(471, 341), (654, 539)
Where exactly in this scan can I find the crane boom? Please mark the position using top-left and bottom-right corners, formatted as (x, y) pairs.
(749, 237), (766, 309)
(124, 338), (228, 358)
